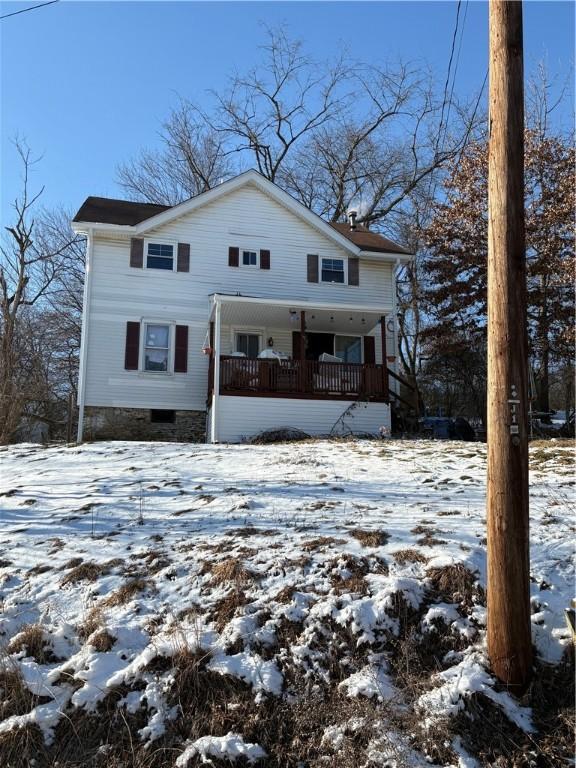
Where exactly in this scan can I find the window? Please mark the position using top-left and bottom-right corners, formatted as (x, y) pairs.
(242, 250), (258, 266)
(335, 335), (362, 363)
(150, 409), (175, 423)
(236, 333), (260, 358)
(146, 242), (174, 270)
(321, 258), (345, 283)
(144, 324), (170, 371)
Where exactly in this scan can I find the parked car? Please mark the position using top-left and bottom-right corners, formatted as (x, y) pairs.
(419, 416), (476, 441)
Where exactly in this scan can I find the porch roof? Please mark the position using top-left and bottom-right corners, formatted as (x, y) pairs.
(209, 293), (388, 335)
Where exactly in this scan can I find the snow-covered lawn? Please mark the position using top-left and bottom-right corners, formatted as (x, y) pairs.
(0, 439), (573, 767)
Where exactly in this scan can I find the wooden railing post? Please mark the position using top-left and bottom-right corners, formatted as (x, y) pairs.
(300, 311), (306, 392)
(380, 316), (389, 400)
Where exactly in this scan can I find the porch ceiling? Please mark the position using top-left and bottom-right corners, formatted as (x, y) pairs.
(216, 299), (383, 334)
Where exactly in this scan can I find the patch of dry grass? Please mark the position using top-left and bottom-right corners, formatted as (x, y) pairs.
(102, 578), (151, 608)
(349, 528), (390, 547)
(212, 589), (249, 632)
(88, 629), (116, 652)
(77, 606), (104, 641)
(61, 558), (123, 586)
(275, 585), (298, 603)
(392, 549), (429, 565)
(203, 557), (257, 587)
(426, 563), (483, 607)
(302, 536), (346, 552)
(7, 624), (51, 664)
(226, 527), (278, 538)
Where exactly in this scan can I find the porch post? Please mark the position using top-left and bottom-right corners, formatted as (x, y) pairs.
(210, 299), (221, 443)
(300, 310), (306, 392)
(381, 315), (389, 400)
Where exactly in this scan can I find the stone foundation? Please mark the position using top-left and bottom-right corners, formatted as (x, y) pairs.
(84, 406), (206, 442)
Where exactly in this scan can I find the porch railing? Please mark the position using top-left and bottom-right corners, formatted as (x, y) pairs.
(212, 356), (389, 402)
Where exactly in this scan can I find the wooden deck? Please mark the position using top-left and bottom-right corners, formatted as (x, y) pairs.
(211, 356), (390, 402)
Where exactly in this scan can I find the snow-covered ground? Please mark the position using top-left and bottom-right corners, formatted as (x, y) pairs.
(0, 439), (573, 767)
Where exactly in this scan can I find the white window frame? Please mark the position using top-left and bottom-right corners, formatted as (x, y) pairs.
(144, 239), (177, 272)
(140, 320), (175, 374)
(241, 249), (259, 268)
(320, 256), (347, 284)
(231, 327), (264, 357)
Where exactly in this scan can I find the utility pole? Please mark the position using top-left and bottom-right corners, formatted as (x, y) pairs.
(487, 0), (532, 691)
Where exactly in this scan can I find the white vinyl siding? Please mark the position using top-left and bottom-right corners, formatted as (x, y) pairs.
(211, 397), (390, 443)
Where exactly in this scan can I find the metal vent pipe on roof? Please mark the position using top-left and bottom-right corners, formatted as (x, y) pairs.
(347, 210), (358, 230)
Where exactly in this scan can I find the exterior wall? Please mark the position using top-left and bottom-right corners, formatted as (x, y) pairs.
(210, 396), (391, 443)
(83, 182), (396, 416)
(84, 406), (206, 442)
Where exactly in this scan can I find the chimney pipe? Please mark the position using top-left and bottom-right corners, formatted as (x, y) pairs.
(347, 210), (357, 230)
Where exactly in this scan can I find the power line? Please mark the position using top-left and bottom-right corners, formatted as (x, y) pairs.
(0, 0), (58, 21)
(437, 0), (463, 157)
(442, 0), (469, 153)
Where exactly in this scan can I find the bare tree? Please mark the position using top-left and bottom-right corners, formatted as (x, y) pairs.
(118, 102), (233, 204)
(212, 26), (349, 182)
(0, 144), (76, 443)
(117, 26), (481, 244)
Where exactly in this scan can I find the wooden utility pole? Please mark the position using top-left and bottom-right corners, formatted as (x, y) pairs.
(487, 0), (532, 691)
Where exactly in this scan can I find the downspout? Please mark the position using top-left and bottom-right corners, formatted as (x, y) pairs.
(76, 227), (94, 443)
(210, 297), (222, 443)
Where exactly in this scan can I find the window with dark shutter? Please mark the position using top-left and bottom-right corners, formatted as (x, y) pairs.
(307, 254), (319, 283)
(228, 246), (239, 267)
(174, 325), (188, 373)
(124, 322), (140, 369)
(348, 257), (359, 286)
(130, 238), (144, 268)
(177, 243), (190, 272)
(260, 249), (270, 269)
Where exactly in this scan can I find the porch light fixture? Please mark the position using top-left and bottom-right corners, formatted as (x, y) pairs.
(267, 337), (274, 347)
(361, 318), (366, 325)
(289, 309), (298, 325)
(330, 315), (334, 323)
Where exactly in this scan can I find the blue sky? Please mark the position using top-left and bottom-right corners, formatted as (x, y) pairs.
(1, 1), (573, 224)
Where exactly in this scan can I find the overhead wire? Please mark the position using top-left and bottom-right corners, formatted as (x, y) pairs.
(0, 1), (58, 21)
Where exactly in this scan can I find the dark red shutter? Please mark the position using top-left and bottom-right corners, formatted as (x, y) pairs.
(363, 335), (376, 364)
(348, 257), (359, 286)
(124, 322), (140, 370)
(228, 246), (239, 267)
(307, 254), (319, 282)
(130, 238), (144, 268)
(174, 325), (188, 373)
(177, 243), (190, 272)
(260, 249), (270, 269)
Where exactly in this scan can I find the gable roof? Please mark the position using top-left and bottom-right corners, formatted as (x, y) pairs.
(72, 171), (412, 257)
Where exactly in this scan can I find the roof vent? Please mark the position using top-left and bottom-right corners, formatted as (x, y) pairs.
(347, 210), (358, 230)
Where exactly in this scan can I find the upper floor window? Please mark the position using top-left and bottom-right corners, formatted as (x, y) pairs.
(242, 250), (258, 267)
(321, 258), (345, 283)
(146, 242), (174, 270)
(144, 323), (171, 371)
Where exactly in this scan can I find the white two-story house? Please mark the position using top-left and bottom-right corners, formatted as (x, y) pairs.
(71, 171), (412, 443)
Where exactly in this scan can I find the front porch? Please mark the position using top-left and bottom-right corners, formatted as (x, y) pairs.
(206, 294), (400, 442)
(207, 294), (394, 399)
